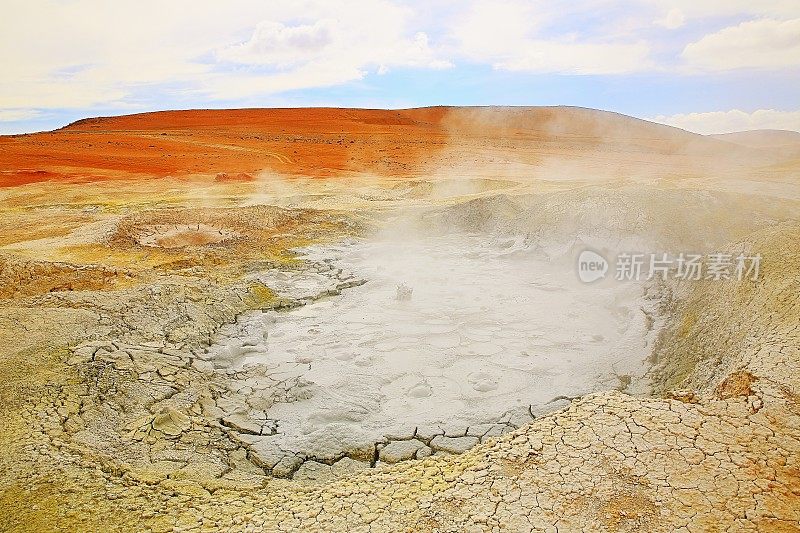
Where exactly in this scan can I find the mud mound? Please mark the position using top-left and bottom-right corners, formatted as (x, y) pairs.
(424, 194), (523, 232)
(651, 222), (800, 393)
(431, 188), (798, 254)
(136, 224), (238, 248)
(107, 205), (362, 272)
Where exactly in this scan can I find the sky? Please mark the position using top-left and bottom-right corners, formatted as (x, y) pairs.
(1, 0), (799, 135)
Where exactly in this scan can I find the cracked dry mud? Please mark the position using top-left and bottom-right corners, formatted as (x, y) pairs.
(1, 108), (799, 532)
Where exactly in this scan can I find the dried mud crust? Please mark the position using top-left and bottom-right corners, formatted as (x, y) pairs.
(650, 222), (800, 396)
(1, 219), (799, 532)
(0, 254), (135, 298)
(2, 381), (798, 532)
(108, 205), (362, 267)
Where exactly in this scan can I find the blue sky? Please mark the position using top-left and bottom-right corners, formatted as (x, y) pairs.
(1, 0), (799, 135)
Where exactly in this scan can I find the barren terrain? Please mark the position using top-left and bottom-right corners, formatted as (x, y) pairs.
(0, 107), (798, 532)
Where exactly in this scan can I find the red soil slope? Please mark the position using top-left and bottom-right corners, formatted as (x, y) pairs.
(0, 106), (781, 187)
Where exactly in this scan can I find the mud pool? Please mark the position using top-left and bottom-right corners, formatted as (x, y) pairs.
(207, 234), (661, 464)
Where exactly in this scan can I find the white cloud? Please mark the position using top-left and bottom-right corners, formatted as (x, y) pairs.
(0, 109), (42, 122)
(646, 0), (800, 20)
(0, 0), (450, 110)
(219, 20), (336, 67)
(493, 41), (651, 74)
(203, 63), (368, 101)
(683, 18), (800, 70)
(219, 20), (448, 71)
(650, 109), (800, 134)
(450, 0), (799, 75)
(0, 0), (799, 121)
(452, 0), (652, 74)
(210, 9), (451, 99)
(0, 0), (248, 109)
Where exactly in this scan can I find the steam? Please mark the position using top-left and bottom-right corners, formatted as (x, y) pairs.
(192, 106), (800, 463)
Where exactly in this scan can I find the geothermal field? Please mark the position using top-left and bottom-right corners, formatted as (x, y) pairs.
(0, 107), (799, 531)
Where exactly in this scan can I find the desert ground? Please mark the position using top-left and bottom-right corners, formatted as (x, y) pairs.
(0, 106), (799, 532)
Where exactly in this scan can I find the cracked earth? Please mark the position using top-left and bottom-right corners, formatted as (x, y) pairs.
(1, 107), (799, 532)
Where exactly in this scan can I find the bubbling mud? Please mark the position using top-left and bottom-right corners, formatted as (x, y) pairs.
(207, 233), (662, 465)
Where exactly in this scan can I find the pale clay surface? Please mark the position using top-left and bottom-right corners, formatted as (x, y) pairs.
(0, 186), (798, 532)
(206, 234), (657, 466)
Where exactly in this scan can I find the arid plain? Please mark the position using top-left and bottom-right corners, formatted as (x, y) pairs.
(1, 107), (799, 532)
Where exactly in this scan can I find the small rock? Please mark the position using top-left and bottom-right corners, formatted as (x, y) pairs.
(271, 456), (303, 478)
(293, 461), (332, 482)
(502, 406), (534, 428)
(415, 446), (433, 459)
(222, 413), (262, 435)
(379, 439), (426, 463)
(481, 424), (513, 439)
(331, 457), (369, 476)
(152, 407), (191, 437)
(415, 425), (444, 441)
(247, 439), (291, 469)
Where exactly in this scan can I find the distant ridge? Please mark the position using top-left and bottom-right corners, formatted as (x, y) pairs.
(0, 106), (792, 187)
(709, 129), (800, 149)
